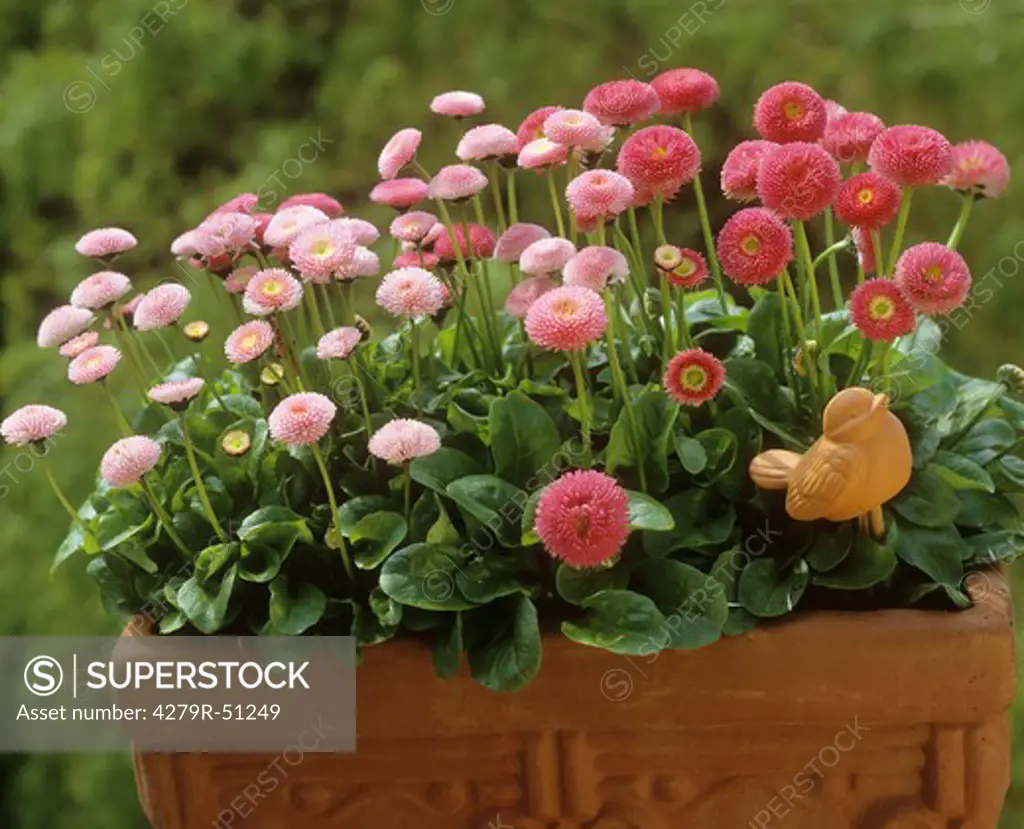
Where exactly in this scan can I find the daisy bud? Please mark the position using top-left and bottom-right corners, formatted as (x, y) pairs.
(792, 340), (819, 377)
(260, 363), (286, 386)
(378, 128), (423, 180)
(430, 90), (485, 118)
(654, 244), (684, 272)
(183, 320), (210, 342)
(997, 364), (1024, 395)
(222, 430), (252, 457)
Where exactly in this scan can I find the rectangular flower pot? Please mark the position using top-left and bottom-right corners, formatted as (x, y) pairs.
(132, 568), (1015, 829)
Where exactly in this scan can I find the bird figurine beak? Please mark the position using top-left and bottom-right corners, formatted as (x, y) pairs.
(872, 392), (889, 411)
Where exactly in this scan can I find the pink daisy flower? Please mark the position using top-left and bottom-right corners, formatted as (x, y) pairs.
(394, 250), (441, 269)
(279, 192), (344, 217)
(834, 172), (902, 230)
(268, 393), (337, 446)
(565, 170), (635, 225)
(756, 142), (841, 221)
(370, 178), (430, 209)
(824, 99), (848, 123)
(75, 227), (137, 260)
(525, 285), (607, 352)
(390, 211), (437, 244)
(376, 268), (448, 319)
(59, 330), (100, 359)
(251, 212), (273, 246)
(853, 228), (877, 276)
(100, 436), (162, 488)
(328, 217), (380, 247)
(821, 112), (885, 165)
(430, 90), (485, 118)
(118, 294), (143, 318)
(316, 327), (362, 360)
(242, 269), (303, 316)
(562, 246), (629, 292)
(662, 348), (726, 406)
(434, 223), (497, 261)
(616, 126), (701, 204)
(368, 419), (442, 465)
(0, 405), (67, 446)
(224, 320), (275, 364)
(37, 305), (95, 348)
(945, 140), (1011, 198)
(170, 230), (199, 257)
(894, 242), (972, 315)
(263, 206), (329, 249)
(535, 470), (631, 568)
(428, 164), (489, 202)
(651, 68), (720, 115)
(493, 223), (551, 263)
(133, 284), (191, 331)
(667, 248), (709, 289)
(193, 212), (259, 259)
(716, 207), (794, 286)
(289, 223), (356, 284)
(505, 276), (556, 319)
(378, 128), (423, 180)
(654, 244), (684, 271)
(720, 140), (779, 202)
(70, 271), (132, 310)
(68, 345), (121, 384)
(456, 124), (518, 161)
(422, 221), (445, 247)
(224, 266), (256, 294)
(583, 79), (661, 126)
(516, 105), (563, 151)
(542, 110), (614, 152)
(520, 238), (577, 275)
(147, 377), (205, 408)
(517, 139), (569, 171)
(344, 247), (381, 280)
(849, 280), (917, 341)
(868, 125), (953, 187)
(753, 81), (828, 144)
(207, 193), (258, 217)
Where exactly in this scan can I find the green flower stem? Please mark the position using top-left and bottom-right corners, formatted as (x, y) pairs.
(947, 194), (975, 251)
(435, 199), (489, 371)
(403, 465), (413, 521)
(781, 269), (820, 402)
(107, 311), (149, 394)
(487, 163), (507, 231)
(545, 168), (566, 237)
(823, 207), (844, 309)
(684, 113), (728, 317)
(102, 381), (133, 437)
(614, 286), (640, 384)
(337, 282), (354, 325)
(886, 187), (915, 276)
(659, 271), (674, 371)
(318, 284), (339, 329)
(121, 315), (161, 377)
(507, 168), (519, 224)
(189, 349), (228, 412)
(845, 339), (874, 388)
(180, 417), (228, 542)
(277, 312), (310, 391)
(410, 319), (423, 416)
(676, 287), (691, 349)
(153, 329), (178, 368)
(470, 197), (504, 363)
(139, 477), (191, 558)
(43, 457), (86, 532)
(777, 281), (800, 405)
(461, 210), (502, 368)
(811, 237), (852, 276)
(604, 296), (647, 493)
(306, 287), (327, 338)
(566, 159), (579, 245)
(310, 441), (352, 580)
(870, 230), (885, 282)
(794, 221), (823, 334)
(348, 361), (376, 447)
(569, 351), (592, 467)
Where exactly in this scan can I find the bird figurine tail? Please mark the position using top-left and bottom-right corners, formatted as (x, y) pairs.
(748, 449), (804, 491)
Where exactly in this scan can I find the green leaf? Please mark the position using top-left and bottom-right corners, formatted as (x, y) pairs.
(635, 559), (727, 648)
(738, 558), (809, 618)
(350, 511), (408, 569)
(643, 489), (736, 556)
(467, 595), (542, 692)
(723, 357), (797, 424)
(963, 531), (1024, 566)
(562, 590), (669, 656)
(432, 614), (463, 679)
(379, 544), (477, 611)
(264, 577), (326, 635)
(895, 524), (965, 587)
(369, 587), (403, 628)
(931, 451), (995, 493)
(195, 542), (239, 581)
(410, 448), (484, 495)
(674, 432), (707, 474)
(812, 524), (899, 590)
(337, 496), (391, 535)
(455, 555), (528, 604)
(237, 506), (313, 550)
(747, 291), (785, 377)
(891, 467), (961, 528)
(237, 543), (284, 583)
(606, 389), (679, 492)
(956, 419), (1015, 464)
(694, 428), (738, 481)
(446, 475), (526, 547)
(944, 379), (1004, 443)
(992, 456), (1024, 490)
(555, 562), (630, 606)
(521, 488), (544, 546)
(488, 391), (563, 487)
(426, 498), (461, 545)
(626, 490), (675, 531)
(955, 491), (1020, 529)
(177, 566), (237, 634)
(805, 524), (854, 573)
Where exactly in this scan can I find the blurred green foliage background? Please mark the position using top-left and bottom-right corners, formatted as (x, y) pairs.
(1, 0), (1022, 826)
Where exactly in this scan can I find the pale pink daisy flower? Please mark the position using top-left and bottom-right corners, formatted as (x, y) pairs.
(289, 223), (355, 284)
(193, 212), (259, 258)
(101, 436), (162, 488)
(207, 193), (258, 216)
(430, 91), (486, 118)
(1, 405), (67, 446)
(525, 285), (608, 351)
(224, 266), (257, 294)
(428, 164), (489, 202)
(370, 178), (430, 209)
(279, 192), (344, 216)
(316, 327), (362, 360)
(517, 138), (569, 171)
(133, 284), (191, 331)
(542, 110), (614, 152)
(945, 140), (1011, 198)
(520, 238), (577, 275)
(390, 211), (438, 244)
(376, 267), (448, 319)
(68, 345), (121, 384)
(456, 124), (518, 161)
(563, 246), (629, 291)
(493, 223), (551, 263)
(565, 170), (634, 224)
(263, 205), (330, 249)
(378, 128), (423, 180)
(368, 419), (442, 464)
(242, 268), (303, 316)
(59, 330), (100, 359)
(328, 217), (381, 246)
(422, 221), (446, 247)
(505, 276), (556, 319)
(170, 229), (199, 257)
(37, 305), (95, 348)
(268, 392), (337, 446)
(349, 247), (381, 279)
(70, 271), (132, 310)
(75, 227), (137, 260)
(224, 320), (275, 364)
(147, 378), (206, 408)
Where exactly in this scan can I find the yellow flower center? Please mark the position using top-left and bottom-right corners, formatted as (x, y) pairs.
(651, 145), (668, 160)
(679, 365), (708, 391)
(924, 264), (944, 283)
(857, 188), (874, 205)
(261, 279), (283, 296)
(784, 101), (804, 120)
(86, 356), (103, 369)
(868, 296), (896, 321)
(675, 259), (696, 276)
(241, 334), (259, 349)
(566, 113), (583, 125)
(740, 234), (761, 255)
(311, 240), (334, 257)
(552, 298), (579, 319)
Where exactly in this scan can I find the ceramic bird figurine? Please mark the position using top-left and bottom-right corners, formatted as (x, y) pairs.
(748, 387), (912, 538)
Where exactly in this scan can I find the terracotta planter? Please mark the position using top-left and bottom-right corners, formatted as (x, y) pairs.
(132, 569), (1015, 829)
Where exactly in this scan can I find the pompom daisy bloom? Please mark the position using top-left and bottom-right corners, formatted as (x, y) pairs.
(583, 79), (661, 126)
(224, 266), (256, 294)
(59, 330), (100, 359)
(517, 138), (569, 171)
(37, 305), (95, 348)
(720, 140), (779, 202)
(207, 193), (258, 217)
(262, 205), (329, 249)
(651, 67), (720, 115)
(849, 280), (917, 341)
(393, 250), (441, 269)
(328, 217), (380, 247)
(565, 170), (635, 225)
(616, 126), (700, 204)
(563, 246), (629, 292)
(242, 268), (303, 316)
(316, 327), (362, 360)
(834, 172), (901, 230)
(756, 142), (841, 221)
(279, 192), (344, 217)
(525, 285), (607, 352)
(224, 319), (275, 364)
(378, 128), (423, 180)
(70, 271), (132, 310)
(376, 268), (448, 319)
(434, 223), (497, 261)
(493, 223), (551, 263)
(100, 436), (162, 488)
(516, 105), (563, 151)
(1, 405), (67, 446)
(868, 125), (953, 187)
(662, 348), (726, 406)
(753, 81), (828, 144)
(170, 230), (199, 258)
(667, 248), (708, 289)
(894, 242), (972, 315)
(428, 164), (489, 202)
(520, 238), (577, 275)
(505, 276), (556, 319)
(368, 419), (442, 465)
(821, 112), (885, 165)
(183, 320), (209, 342)
(193, 212), (259, 259)
(824, 99), (848, 123)
(147, 378), (206, 409)
(535, 470), (631, 568)
(430, 90), (485, 118)
(944, 140), (1011, 198)
(390, 211), (437, 244)
(369, 178), (430, 209)
(68, 345), (121, 384)
(542, 110), (614, 152)
(133, 284), (191, 331)
(456, 124), (518, 161)
(75, 227), (138, 260)
(716, 207), (794, 286)
(289, 223), (356, 284)
(268, 393), (337, 446)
